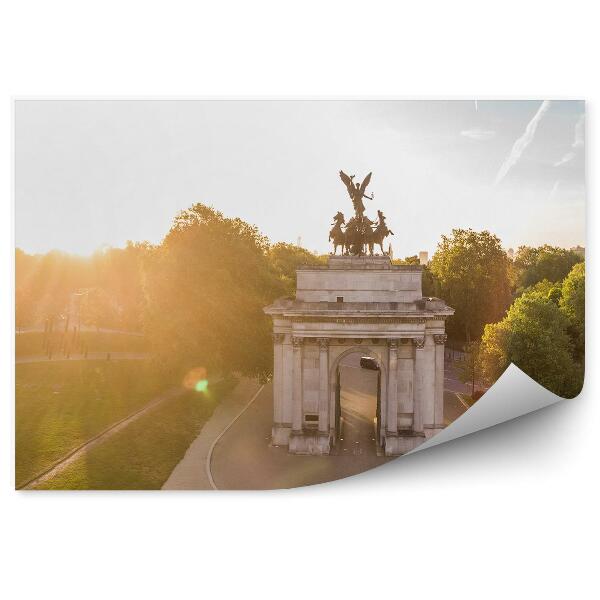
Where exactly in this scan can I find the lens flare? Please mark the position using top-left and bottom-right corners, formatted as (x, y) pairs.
(195, 379), (209, 393)
(183, 367), (209, 394)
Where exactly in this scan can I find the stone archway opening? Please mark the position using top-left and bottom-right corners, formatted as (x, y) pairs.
(333, 351), (382, 457)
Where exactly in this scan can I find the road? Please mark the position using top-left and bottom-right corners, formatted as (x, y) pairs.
(444, 360), (473, 420)
(210, 380), (393, 490)
(332, 356), (379, 457)
(209, 356), (471, 490)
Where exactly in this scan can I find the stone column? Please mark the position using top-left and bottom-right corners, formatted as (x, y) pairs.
(397, 341), (415, 430)
(386, 339), (399, 437)
(412, 337), (425, 433)
(433, 334), (447, 428)
(291, 336), (304, 434)
(317, 338), (330, 434)
(281, 340), (293, 426)
(421, 334), (437, 438)
(272, 333), (285, 429)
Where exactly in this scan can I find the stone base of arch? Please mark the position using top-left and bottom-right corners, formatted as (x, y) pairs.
(286, 431), (429, 457)
(281, 429), (430, 457)
(271, 423), (292, 447)
(383, 431), (426, 456)
(288, 430), (331, 455)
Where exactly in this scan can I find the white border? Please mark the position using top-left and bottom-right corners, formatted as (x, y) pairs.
(1, 3), (598, 599)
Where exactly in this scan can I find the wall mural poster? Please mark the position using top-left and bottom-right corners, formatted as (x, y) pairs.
(14, 99), (585, 490)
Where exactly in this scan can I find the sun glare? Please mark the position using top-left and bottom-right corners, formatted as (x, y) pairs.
(194, 379), (209, 393)
(183, 367), (209, 394)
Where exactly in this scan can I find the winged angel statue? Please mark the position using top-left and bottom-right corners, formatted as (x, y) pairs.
(339, 170), (374, 218)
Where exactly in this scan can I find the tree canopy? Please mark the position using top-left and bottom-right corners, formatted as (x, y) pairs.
(479, 290), (578, 397)
(142, 204), (284, 380)
(15, 244), (148, 331)
(479, 261), (585, 399)
(267, 243), (326, 296)
(429, 229), (511, 343)
(560, 262), (585, 362)
(394, 255), (420, 265)
(513, 245), (583, 291)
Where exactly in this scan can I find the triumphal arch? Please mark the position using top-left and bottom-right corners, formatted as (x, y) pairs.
(264, 171), (454, 455)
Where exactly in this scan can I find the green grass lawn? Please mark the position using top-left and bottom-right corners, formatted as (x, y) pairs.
(16, 330), (148, 358)
(15, 360), (174, 487)
(33, 378), (236, 490)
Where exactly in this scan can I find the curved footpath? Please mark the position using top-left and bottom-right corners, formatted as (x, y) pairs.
(161, 378), (263, 490)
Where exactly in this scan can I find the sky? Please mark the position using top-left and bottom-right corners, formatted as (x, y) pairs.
(15, 99), (585, 257)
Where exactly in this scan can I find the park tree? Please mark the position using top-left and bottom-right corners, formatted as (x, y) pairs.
(15, 245), (148, 333)
(394, 255), (420, 265)
(521, 279), (563, 304)
(15, 287), (35, 331)
(479, 289), (581, 398)
(31, 251), (83, 321)
(560, 262), (585, 362)
(513, 245), (583, 292)
(91, 242), (150, 331)
(429, 229), (511, 344)
(81, 287), (119, 331)
(16, 249), (94, 324)
(268, 243), (326, 296)
(421, 268), (438, 298)
(143, 203), (284, 381)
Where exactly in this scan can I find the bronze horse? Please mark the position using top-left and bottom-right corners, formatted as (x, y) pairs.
(345, 215), (375, 256)
(329, 212), (346, 255)
(365, 220), (394, 255)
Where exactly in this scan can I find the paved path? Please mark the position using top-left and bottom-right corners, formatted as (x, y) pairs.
(17, 327), (144, 336)
(161, 379), (263, 490)
(332, 362), (380, 457)
(16, 352), (150, 364)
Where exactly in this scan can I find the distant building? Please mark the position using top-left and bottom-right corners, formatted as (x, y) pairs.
(570, 245), (585, 257)
(418, 251), (428, 265)
(507, 248), (515, 260)
(297, 236), (302, 248)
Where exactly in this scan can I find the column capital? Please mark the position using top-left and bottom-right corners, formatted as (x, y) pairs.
(272, 333), (285, 344)
(433, 334), (447, 345)
(292, 336), (304, 348)
(387, 338), (399, 349)
(317, 337), (330, 350)
(412, 337), (425, 349)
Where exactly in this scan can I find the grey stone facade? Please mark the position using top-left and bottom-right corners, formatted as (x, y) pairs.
(264, 255), (453, 456)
